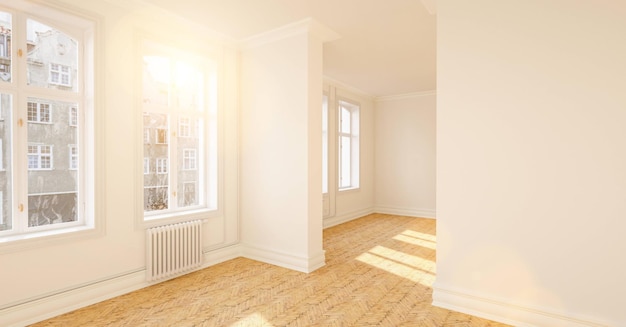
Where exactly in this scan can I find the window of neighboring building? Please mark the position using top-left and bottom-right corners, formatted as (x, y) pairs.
(143, 158), (150, 174)
(143, 128), (150, 143)
(0, 2), (97, 241)
(141, 40), (217, 219)
(27, 145), (53, 170)
(179, 117), (191, 137)
(69, 145), (78, 170)
(49, 63), (71, 87)
(156, 158), (168, 174)
(69, 106), (78, 126)
(183, 149), (196, 170)
(338, 99), (360, 190)
(27, 101), (51, 123)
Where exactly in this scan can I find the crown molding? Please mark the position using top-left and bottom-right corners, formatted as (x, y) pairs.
(323, 76), (375, 100)
(239, 18), (340, 51)
(375, 90), (437, 102)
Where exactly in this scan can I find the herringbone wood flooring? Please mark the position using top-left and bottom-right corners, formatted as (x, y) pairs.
(32, 214), (510, 326)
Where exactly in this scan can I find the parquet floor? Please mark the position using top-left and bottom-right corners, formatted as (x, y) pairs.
(32, 214), (510, 326)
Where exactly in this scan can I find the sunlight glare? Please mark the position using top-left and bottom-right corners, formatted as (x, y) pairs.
(401, 229), (436, 242)
(144, 56), (170, 84)
(230, 313), (274, 327)
(356, 252), (431, 285)
(393, 233), (436, 249)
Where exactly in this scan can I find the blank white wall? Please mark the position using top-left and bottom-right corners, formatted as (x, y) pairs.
(435, 1), (626, 326)
(374, 94), (436, 218)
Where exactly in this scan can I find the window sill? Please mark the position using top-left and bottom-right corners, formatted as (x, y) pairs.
(338, 187), (360, 193)
(0, 224), (100, 254)
(142, 208), (217, 229)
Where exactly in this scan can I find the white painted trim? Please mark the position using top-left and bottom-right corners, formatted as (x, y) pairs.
(202, 243), (242, 267)
(375, 90), (437, 102)
(324, 76), (375, 100)
(241, 244), (326, 273)
(374, 206), (436, 219)
(239, 18), (340, 50)
(432, 284), (615, 327)
(323, 207), (375, 229)
(0, 269), (148, 327)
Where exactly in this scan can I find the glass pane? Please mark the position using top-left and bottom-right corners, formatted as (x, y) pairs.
(27, 19), (78, 91)
(178, 118), (203, 207)
(173, 61), (204, 111)
(341, 106), (351, 133)
(27, 97), (78, 227)
(143, 56), (170, 108)
(144, 112), (169, 211)
(0, 93), (12, 231)
(0, 12), (11, 83)
(340, 136), (351, 188)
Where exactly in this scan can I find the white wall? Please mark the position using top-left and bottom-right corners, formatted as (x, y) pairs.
(435, 1), (626, 326)
(322, 81), (376, 227)
(374, 93), (436, 218)
(239, 23), (326, 272)
(0, 1), (240, 325)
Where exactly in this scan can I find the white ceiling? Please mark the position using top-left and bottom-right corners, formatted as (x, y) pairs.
(141, 0), (436, 97)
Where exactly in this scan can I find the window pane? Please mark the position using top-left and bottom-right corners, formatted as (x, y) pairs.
(0, 94), (12, 231)
(143, 112), (169, 211)
(178, 118), (202, 207)
(27, 98), (78, 227)
(341, 106), (351, 133)
(27, 19), (78, 91)
(0, 12), (11, 83)
(143, 56), (170, 108)
(173, 61), (204, 111)
(340, 136), (351, 188)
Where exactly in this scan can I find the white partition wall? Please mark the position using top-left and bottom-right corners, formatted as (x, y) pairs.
(435, 1), (626, 326)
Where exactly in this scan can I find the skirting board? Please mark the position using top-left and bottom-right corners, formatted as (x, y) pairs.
(323, 207), (375, 228)
(241, 244), (326, 273)
(374, 206), (436, 219)
(432, 284), (614, 327)
(1, 245), (242, 327)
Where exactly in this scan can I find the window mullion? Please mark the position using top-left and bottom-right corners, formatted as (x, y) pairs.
(169, 111), (179, 211)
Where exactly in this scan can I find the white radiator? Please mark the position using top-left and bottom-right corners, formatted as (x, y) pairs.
(146, 220), (203, 281)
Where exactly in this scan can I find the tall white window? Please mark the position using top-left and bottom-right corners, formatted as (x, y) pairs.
(338, 100), (360, 190)
(0, 3), (96, 238)
(142, 40), (217, 218)
(322, 94), (329, 194)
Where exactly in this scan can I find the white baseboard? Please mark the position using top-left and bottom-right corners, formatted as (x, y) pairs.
(1, 245), (243, 327)
(323, 207), (375, 228)
(432, 284), (613, 327)
(241, 244), (326, 273)
(0, 269), (148, 327)
(374, 205), (436, 219)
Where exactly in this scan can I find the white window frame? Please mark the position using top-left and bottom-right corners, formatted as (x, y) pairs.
(27, 101), (51, 123)
(143, 128), (150, 143)
(27, 144), (53, 170)
(338, 99), (360, 191)
(49, 63), (71, 87)
(0, 0), (101, 249)
(139, 39), (218, 224)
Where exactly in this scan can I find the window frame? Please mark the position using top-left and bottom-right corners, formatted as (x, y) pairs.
(49, 63), (71, 87)
(337, 99), (360, 191)
(138, 37), (219, 226)
(0, 0), (103, 250)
